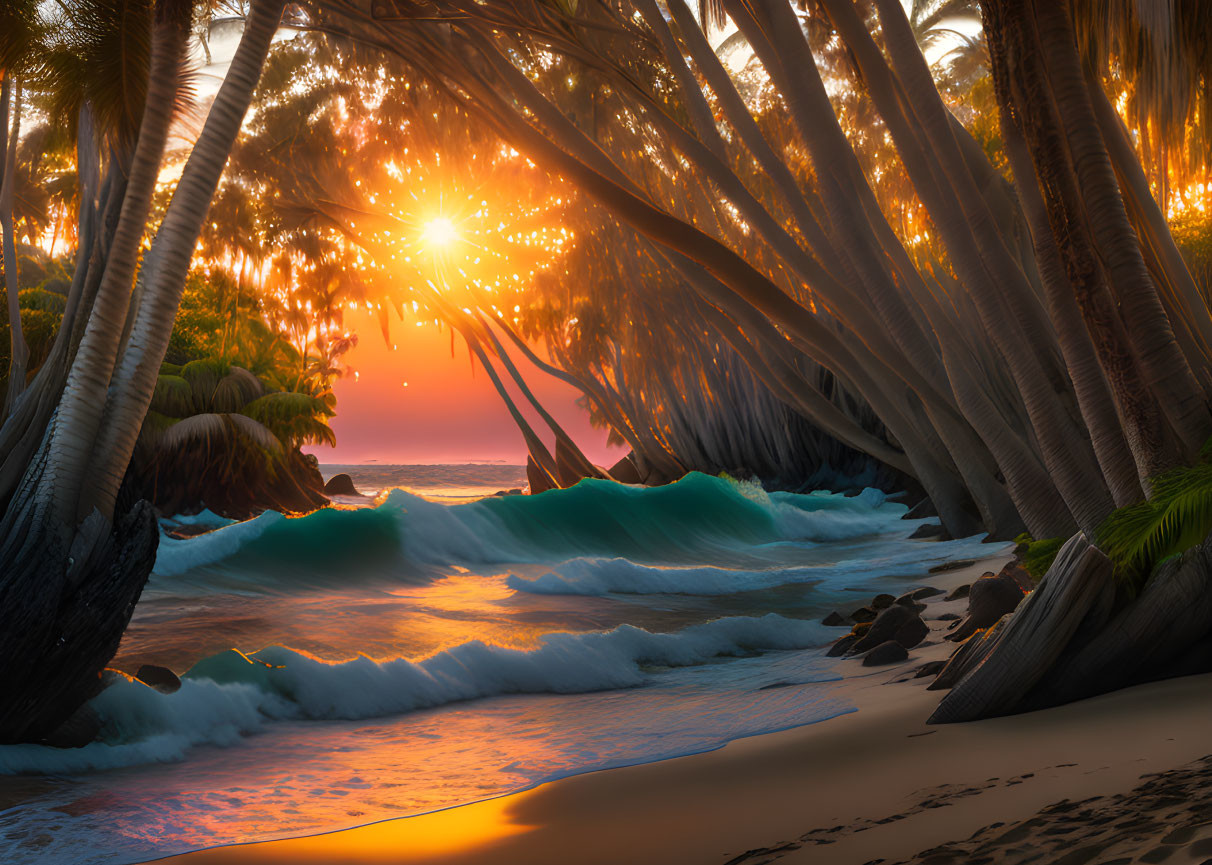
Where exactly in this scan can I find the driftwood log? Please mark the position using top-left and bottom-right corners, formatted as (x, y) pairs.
(930, 529), (1212, 723)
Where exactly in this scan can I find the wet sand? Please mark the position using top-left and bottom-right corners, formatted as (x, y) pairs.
(150, 556), (1212, 865)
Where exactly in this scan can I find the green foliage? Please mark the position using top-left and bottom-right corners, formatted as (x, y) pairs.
(18, 288), (67, 313)
(1012, 533), (1064, 580)
(240, 391), (336, 448)
(150, 375), (194, 418)
(211, 367), (265, 413)
(1171, 210), (1212, 295)
(180, 357), (231, 409)
(1097, 460), (1212, 584)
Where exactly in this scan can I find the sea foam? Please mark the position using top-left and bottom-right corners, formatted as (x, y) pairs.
(0, 614), (831, 774)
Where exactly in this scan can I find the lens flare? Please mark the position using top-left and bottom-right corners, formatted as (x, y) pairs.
(421, 217), (458, 248)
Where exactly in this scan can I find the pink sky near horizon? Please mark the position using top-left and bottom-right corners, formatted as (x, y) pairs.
(304, 308), (624, 466)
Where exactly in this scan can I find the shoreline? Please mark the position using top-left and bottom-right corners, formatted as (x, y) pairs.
(149, 554), (1182, 865)
(152, 650), (1212, 865)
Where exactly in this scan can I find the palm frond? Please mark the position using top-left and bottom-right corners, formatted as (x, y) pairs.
(240, 391), (335, 447)
(159, 411), (282, 454)
(180, 356), (231, 409)
(151, 374), (194, 417)
(210, 365), (265, 412)
(1098, 463), (1212, 580)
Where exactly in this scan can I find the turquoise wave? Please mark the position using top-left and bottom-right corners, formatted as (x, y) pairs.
(152, 473), (908, 586)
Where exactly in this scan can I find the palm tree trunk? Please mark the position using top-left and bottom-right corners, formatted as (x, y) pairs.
(85, 0), (285, 522)
(1, 79), (28, 416)
(1026, 0), (1212, 458)
(982, 0), (1183, 484)
(1087, 76), (1212, 389)
(37, 3), (193, 528)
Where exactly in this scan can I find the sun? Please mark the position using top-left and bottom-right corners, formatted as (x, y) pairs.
(420, 217), (458, 249)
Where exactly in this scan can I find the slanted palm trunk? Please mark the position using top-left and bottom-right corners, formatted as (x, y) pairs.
(981, 0), (1212, 483)
(0, 0), (284, 743)
(926, 0), (1212, 723)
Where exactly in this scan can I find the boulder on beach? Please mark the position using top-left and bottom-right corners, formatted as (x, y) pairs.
(871, 593), (896, 610)
(323, 473), (361, 496)
(929, 559), (976, 574)
(827, 633), (860, 657)
(135, 664), (182, 694)
(948, 563), (1032, 642)
(851, 604), (929, 653)
(822, 611), (848, 627)
(909, 523), (949, 540)
(850, 606), (877, 623)
(945, 583), (971, 601)
(894, 592), (927, 612)
(863, 641), (909, 666)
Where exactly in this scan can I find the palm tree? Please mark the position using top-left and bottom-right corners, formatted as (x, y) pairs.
(0, 0), (43, 413)
(0, 0), (286, 744)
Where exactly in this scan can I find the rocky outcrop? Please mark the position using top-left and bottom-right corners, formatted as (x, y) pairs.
(851, 604), (929, 654)
(135, 664), (182, 694)
(144, 447), (329, 519)
(323, 473), (361, 496)
(863, 641), (909, 666)
(947, 563), (1032, 642)
(929, 534), (1115, 723)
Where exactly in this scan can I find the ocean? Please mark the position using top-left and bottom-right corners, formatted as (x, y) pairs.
(0, 465), (1004, 864)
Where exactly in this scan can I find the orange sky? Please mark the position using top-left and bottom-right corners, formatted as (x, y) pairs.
(303, 308), (623, 466)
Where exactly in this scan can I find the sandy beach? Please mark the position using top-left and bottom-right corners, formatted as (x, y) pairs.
(140, 556), (1212, 865)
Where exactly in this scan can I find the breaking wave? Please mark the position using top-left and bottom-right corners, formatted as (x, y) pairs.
(0, 614), (831, 775)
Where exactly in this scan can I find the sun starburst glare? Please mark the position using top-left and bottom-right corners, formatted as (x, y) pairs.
(421, 217), (458, 249)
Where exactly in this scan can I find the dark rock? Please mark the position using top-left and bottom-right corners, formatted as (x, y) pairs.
(1001, 562), (1034, 592)
(851, 621), (873, 637)
(135, 664), (182, 694)
(827, 633), (860, 657)
(850, 606), (877, 623)
(936, 612), (961, 621)
(323, 473), (361, 496)
(141, 444), (330, 520)
(40, 704), (102, 748)
(863, 640), (909, 666)
(164, 524), (214, 540)
(945, 583), (971, 601)
(851, 604), (929, 653)
(903, 497), (938, 520)
(948, 564), (1031, 642)
(910, 587), (944, 600)
(871, 593), (896, 610)
(929, 559), (976, 574)
(909, 523), (950, 541)
(914, 660), (947, 679)
(894, 615), (930, 649)
(894, 593), (927, 612)
(822, 611), (848, 627)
